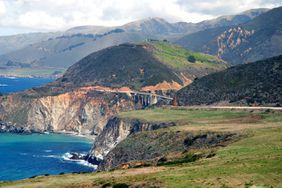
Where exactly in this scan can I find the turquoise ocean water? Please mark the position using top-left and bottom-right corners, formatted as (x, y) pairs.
(0, 133), (94, 181)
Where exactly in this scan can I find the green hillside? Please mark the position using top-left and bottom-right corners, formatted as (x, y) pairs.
(147, 41), (225, 69)
(176, 55), (282, 106)
(57, 41), (226, 90)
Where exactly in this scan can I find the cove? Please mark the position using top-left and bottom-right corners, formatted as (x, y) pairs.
(0, 133), (94, 181)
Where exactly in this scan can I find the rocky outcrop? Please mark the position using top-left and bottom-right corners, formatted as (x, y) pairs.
(98, 130), (238, 171)
(216, 27), (255, 57)
(176, 7), (282, 65)
(0, 121), (31, 134)
(87, 117), (175, 163)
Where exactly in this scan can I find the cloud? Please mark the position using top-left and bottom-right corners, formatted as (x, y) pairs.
(0, 0), (5, 16)
(176, 0), (282, 16)
(0, 0), (281, 35)
(18, 11), (67, 30)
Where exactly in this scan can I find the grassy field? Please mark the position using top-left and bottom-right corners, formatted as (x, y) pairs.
(0, 109), (281, 188)
(151, 41), (226, 70)
(119, 108), (281, 124)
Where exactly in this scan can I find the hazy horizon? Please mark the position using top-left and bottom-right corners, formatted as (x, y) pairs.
(0, 0), (281, 36)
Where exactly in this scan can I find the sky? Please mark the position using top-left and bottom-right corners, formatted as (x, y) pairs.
(0, 0), (281, 36)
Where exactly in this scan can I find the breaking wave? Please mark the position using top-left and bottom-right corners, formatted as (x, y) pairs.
(62, 152), (97, 169)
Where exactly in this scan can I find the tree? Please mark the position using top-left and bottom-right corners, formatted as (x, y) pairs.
(187, 55), (196, 63)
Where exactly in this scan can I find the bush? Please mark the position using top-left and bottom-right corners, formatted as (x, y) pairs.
(102, 183), (112, 188)
(113, 183), (129, 188)
(187, 55), (196, 63)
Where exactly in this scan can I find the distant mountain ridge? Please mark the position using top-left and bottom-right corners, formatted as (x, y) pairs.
(0, 8), (267, 77)
(176, 6), (282, 64)
(0, 32), (60, 55)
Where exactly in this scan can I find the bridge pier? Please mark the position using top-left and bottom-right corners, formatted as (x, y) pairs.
(132, 92), (172, 107)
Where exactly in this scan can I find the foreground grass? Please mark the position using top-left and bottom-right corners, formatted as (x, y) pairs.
(1, 109), (281, 188)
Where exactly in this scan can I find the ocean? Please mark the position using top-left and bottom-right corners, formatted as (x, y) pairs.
(0, 133), (95, 181)
(0, 77), (95, 181)
(0, 77), (53, 94)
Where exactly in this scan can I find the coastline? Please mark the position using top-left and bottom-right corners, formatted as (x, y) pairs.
(0, 74), (59, 79)
(0, 130), (95, 141)
(54, 130), (96, 142)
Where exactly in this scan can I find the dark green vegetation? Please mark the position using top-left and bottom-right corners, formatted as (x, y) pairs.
(187, 55), (196, 63)
(176, 55), (282, 106)
(1, 108), (281, 188)
(176, 6), (282, 64)
(57, 41), (225, 90)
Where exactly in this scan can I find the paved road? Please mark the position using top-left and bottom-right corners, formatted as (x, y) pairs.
(88, 87), (173, 100)
(174, 106), (282, 111)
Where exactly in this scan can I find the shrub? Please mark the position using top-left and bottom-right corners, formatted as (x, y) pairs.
(113, 183), (129, 188)
(187, 55), (196, 63)
(102, 183), (112, 188)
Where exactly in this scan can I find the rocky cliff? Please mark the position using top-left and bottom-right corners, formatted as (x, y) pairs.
(0, 87), (174, 136)
(0, 86), (174, 136)
(97, 126), (238, 171)
(87, 117), (175, 162)
(0, 88), (126, 135)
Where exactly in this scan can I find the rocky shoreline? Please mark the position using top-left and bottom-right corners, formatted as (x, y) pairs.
(0, 122), (96, 144)
(0, 121), (32, 134)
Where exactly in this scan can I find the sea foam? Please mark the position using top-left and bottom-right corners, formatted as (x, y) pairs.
(62, 152), (97, 169)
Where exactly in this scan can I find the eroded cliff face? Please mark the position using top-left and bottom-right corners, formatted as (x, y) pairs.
(0, 88), (145, 135)
(26, 91), (130, 134)
(217, 27), (255, 57)
(88, 117), (175, 160)
(0, 86), (173, 136)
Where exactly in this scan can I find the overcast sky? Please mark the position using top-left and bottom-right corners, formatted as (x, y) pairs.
(0, 0), (281, 36)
